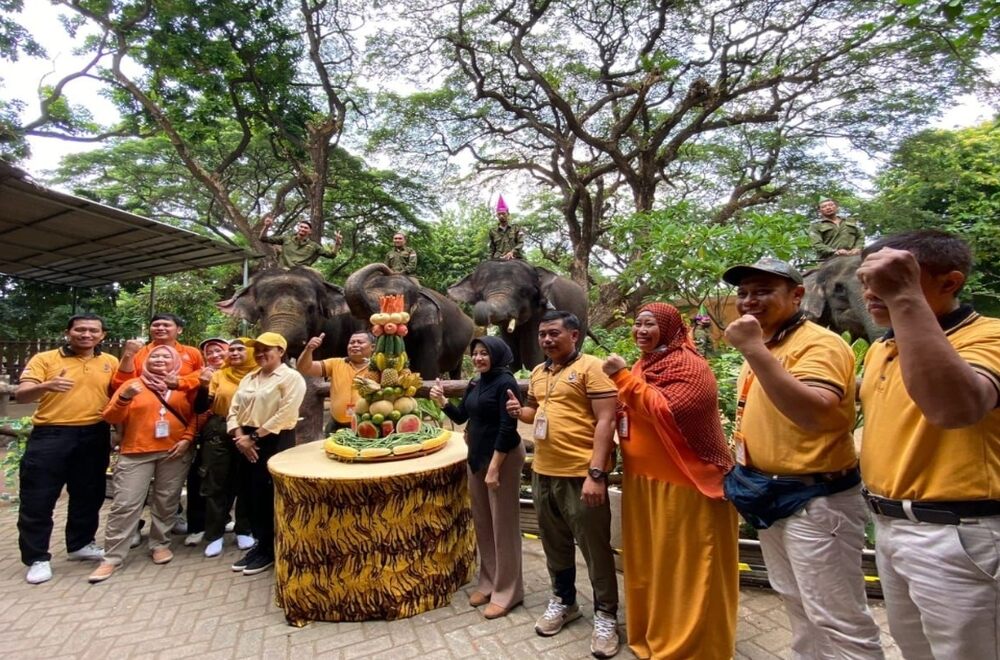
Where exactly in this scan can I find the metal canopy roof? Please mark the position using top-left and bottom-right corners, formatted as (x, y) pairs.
(0, 162), (251, 288)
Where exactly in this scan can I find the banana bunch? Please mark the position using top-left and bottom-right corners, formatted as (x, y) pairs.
(353, 376), (382, 396)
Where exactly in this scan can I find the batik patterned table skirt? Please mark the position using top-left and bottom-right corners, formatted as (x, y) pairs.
(268, 434), (475, 625)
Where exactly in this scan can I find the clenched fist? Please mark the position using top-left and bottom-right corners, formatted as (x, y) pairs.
(725, 315), (765, 352)
(856, 247), (924, 304)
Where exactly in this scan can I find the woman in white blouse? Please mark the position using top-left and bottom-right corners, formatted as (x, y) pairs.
(226, 332), (305, 576)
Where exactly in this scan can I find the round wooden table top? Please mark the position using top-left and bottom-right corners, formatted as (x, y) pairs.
(268, 430), (467, 480)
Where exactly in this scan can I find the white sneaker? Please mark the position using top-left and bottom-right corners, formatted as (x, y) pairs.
(26, 561), (52, 584)
(67, 542), (105, 562)
(129, 528), (142, 549)
(171, 517), (188, 535)
(184, 532), (204, 546)
(225, 520), (236, 533)
(591, 610), (621, 658)
(204, 538), (224, 557)
(236, 534), (256, 550)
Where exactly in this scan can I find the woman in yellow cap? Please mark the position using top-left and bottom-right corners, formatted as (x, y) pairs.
(225, 332), (306, 575)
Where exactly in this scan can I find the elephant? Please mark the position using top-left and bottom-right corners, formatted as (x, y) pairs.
(447, 259), (588, 372)
(216, 267), (365, 359)
(801, 255), (883, 342)
(343, 263), (474, 379)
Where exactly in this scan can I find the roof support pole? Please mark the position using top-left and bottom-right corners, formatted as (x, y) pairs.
(148, 275), (157, 319)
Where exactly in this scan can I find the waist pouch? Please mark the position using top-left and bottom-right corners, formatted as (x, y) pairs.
(723, 464), (861, 530)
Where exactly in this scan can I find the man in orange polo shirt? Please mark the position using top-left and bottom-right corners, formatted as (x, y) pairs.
(506, 310), (620, 658)
(858, 230), (1000, 658)
(112, 313), (203, 391)
(16, 314), (119, 584)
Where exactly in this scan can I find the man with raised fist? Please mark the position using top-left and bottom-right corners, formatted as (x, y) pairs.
(15, 314), (120, 584)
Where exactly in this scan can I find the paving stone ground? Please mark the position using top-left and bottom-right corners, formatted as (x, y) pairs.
(0, 492), (902, 659)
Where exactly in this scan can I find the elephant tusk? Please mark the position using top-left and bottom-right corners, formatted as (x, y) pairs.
(507, 318), (516, 333)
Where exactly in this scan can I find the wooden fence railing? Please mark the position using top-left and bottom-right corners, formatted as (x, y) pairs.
(0, 339), (128, 383)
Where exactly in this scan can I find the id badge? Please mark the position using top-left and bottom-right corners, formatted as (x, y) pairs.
(533, 412), (548, 441)
(617, 411), (629, 440)
(733, 431), (747, 466)
(155, 420), (170, 439)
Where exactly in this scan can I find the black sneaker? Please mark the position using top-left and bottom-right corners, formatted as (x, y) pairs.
(231, 548), (257, 572)
(242, 554), (274, 576)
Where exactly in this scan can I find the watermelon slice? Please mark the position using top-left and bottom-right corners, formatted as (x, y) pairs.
(396, 414), (422, 434)
(380, 420), (396, 437)
(356, 421), (379, 439)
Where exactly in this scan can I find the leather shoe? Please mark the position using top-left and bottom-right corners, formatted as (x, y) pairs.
(468, 591), (490, 607)
(88, 562), (116, 583)
(483, 603), (512, 619)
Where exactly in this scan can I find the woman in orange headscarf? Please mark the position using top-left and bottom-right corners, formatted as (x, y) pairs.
(602, 303), (738, 659)
(90, 344), (198, 583)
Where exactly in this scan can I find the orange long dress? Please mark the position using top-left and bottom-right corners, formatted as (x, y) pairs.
(612, 369), (739, 660)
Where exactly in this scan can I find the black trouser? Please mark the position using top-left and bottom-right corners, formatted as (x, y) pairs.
(237, 427), (294, 559)
(200, 416), (251, 541)
(184, 437), (206, 534)
(17, 423), (111, 564)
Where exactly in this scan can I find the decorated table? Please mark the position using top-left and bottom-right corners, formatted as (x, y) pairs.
(268, 431), (475, 626)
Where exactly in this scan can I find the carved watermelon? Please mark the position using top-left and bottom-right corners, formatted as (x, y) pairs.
(396, 414), (421, 434)
(356, 421), (379, 439)
(381, 420), (396, 437)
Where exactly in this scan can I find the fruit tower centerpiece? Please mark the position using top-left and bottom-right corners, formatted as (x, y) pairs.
(324, 294), (449, 462)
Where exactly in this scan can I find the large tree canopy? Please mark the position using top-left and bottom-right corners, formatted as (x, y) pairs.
(371, 0), (984, 292)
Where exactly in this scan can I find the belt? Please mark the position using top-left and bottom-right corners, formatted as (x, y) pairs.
(770, 467), (860, 488)
(864, 491), (1000, 525)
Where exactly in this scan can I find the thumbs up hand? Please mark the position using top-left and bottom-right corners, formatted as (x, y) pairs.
(46, 369), (75, 393)
(505, 388), (522, 419)
(429, 378), (446, 406)
(305, 333), (325, 352)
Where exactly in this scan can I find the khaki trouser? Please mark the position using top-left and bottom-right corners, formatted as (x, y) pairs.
(758, 485), (883, 659)
(468, 444), (526, 609)
(876, 514), (1000, 660)
(532, 472), (619, 614)
(103, 450), (193, 565)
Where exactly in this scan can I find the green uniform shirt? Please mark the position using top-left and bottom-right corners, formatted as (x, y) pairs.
(262, 234), (338, 268)
(809, 217), (864, 259)
(489, 223), (524, 259)
(385, 247), (417, 275)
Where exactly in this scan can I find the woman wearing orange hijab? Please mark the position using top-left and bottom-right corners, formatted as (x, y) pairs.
(603, 303), (738, 659)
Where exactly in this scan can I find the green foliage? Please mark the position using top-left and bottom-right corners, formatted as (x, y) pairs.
(0, 276), (119, 341)
(709, 348), (746, 439)
(103, 265), (243, 342)
(1, 416), (32, 503)
(611, 203), (812, 315)
(861, 119), (1000, 314)
(583, 324), (640, 363)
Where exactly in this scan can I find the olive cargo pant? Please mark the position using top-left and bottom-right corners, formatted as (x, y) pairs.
(532, 472), (618, 615)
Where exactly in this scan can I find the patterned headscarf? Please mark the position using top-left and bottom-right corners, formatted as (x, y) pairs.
(635, 303), (733, 470)
(140, 344), (182, 397)
(220, 337), (257, 385)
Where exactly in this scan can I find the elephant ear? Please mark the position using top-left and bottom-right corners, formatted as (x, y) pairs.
(447, 274), (479, 305)
(320, 281), (351, 319)
(535, 266), (561, 310)
(217, 287), (257, 322)
(409, 290), (443, 330)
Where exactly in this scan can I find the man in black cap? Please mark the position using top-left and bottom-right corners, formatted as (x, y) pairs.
(722, 257), (883, 659)
(259, 214), (342, 269)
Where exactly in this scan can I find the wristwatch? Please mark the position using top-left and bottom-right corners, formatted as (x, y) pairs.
(588, 467), (609, 481)
(249, 431), (260, 441)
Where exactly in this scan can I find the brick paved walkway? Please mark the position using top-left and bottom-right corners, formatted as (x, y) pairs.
(0, 495), (901, 659)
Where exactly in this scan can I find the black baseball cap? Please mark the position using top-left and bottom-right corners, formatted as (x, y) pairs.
(723, 257), (804, 286)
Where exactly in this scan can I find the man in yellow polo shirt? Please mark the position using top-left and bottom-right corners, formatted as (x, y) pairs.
(723, 257), (883, 659)
(296, 330), (376, 430)
(16, 314), (119, 585)
(858, 229), (1000, 659)
(506, 310), (620, 658)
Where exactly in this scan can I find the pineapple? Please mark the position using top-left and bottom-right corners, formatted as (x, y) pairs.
(380, 368), (400, 387)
